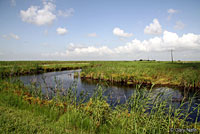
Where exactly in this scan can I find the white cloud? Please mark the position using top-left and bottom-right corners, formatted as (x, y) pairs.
(42, 31), (200, 60)
(10, 0), (16, 7)
(167, 9), (178, 20)
(2, 33), (20, 40)
(66, 46), (113, 55)
(88, 33), (97, 37)
(144, 19), (162, 35)
(56, 27), (67, 35)
(116, 31), (200, 52)
(20, 2), (56, 26)
(58, 8), (74, 17)
(174, 21), (185, 30)
(167, 9), (178, 14)
(113, 27), (133, 37)
(67, 43), (86, 50)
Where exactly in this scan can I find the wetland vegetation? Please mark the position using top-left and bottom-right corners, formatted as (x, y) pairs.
(80, 61), (200, 88)
(1, 61), (200, 133)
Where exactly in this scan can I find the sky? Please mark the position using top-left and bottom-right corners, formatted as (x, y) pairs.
(0, 0), (200, 61)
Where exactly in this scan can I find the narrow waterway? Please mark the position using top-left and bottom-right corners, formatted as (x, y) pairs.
(19, 69), (200, 122)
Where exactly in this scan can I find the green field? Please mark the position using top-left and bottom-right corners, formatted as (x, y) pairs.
(0, 61), (90, 78)
(1, 61), (200, 88)
(0, 61), (200, 133)
(81, 61), (200, 88)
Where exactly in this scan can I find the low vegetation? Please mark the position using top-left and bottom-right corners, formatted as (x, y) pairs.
(1, 61), (200, 89)
(81, 61), (200, 88)
(0, 61), (90, 78)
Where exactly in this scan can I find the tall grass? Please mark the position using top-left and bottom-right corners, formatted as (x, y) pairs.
(0, 78), (200, 133)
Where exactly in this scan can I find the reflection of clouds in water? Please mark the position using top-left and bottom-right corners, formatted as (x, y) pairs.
(20, 71), (184, 104)
(19, 71), (200, 122)
(20, 70), (185, 104)
(151, 87), (183, 101)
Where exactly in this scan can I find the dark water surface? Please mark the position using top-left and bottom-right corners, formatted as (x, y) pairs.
(19, 69), (200, 122)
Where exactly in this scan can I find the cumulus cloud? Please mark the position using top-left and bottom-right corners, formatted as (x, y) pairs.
(113, 27), (133, 37)
(116, 31), (200, 53)
(58, 8), (74, 17)
(167, 8), (178, 20)
(20, 1), (74, 26)
(174, 21), (185, 30)
(42, 31), (200, 60)
(56, 27), (67, 35)
(144, 19), (162, 35)
(42, 43), (114, 60)
(88, 33), (97, 37)
(66, 46), (113, 55)
(2, 33), (20, 40)
(20, 2), (56, 26)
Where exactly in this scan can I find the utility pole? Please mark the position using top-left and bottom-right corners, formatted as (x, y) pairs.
(171, 49), (174, 63)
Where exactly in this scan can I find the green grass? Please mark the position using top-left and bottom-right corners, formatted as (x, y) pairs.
(1, 61), (200, 133)
(0, 79), (200, 134)
(0, 80), (90, 134)
(80, 61), (200, 88)
(1, 60), (200, 88)
(0, 61), (90, 78)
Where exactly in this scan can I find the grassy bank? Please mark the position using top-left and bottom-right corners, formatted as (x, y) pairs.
(1, 61), (200, 133)
(0, 79), (200, 133)
(0, 61), (90, 78)
(80, 61), (200, 88)
(1, 61), (200, 88)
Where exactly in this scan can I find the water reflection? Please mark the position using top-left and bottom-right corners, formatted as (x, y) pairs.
(19, 69), (200, 122)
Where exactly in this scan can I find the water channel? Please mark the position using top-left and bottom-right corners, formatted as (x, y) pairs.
(19, 69), (200, 122)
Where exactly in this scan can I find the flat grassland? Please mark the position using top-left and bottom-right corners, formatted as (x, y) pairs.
(1, 61), (200, 88)
(81, 61), (200, 88)
(0, 61), (90, 77)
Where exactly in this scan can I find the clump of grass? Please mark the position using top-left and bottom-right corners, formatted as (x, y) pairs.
(74, 72), (79, 78)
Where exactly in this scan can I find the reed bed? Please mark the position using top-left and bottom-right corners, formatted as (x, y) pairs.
(0, 78), (200, 134)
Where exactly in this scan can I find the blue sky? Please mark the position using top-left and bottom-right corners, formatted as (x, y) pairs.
(0, 0), (200, 61)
